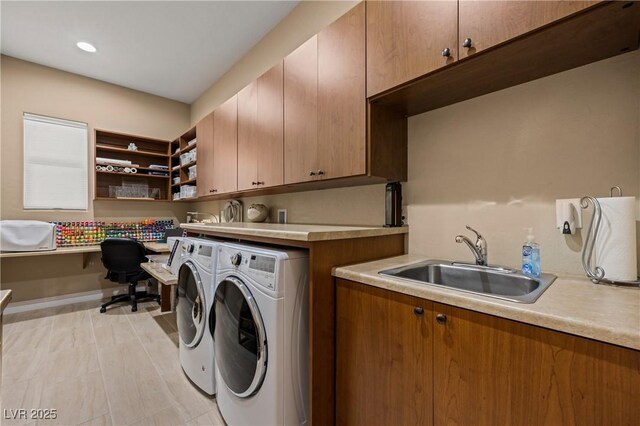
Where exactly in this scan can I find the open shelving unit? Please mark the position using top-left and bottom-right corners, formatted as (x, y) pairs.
(170, 126), (197, 201)
(94, 130), (171, 201)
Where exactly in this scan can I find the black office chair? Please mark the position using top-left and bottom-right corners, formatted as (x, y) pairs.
(99, 238), (160, 313)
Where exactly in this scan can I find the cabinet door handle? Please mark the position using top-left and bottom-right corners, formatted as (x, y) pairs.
(317, 170), (325, 176)
(257, 181), (265, 185)
(414, 306), (424, 316)
(441, 47), (451, 57)
(436, 313), (447, 325)
(252, 182), (257, 186)
(462, 38), (473, 48)
(209, 189), (217, 193)
(309, 171), (316, 176)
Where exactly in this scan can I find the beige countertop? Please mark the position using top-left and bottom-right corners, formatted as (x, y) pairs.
(0, 241), (169, 259)
(0, 289), (12, 313)
(333, 255), (640, 351)
(180, 222), (408, 242)
(0, 245), (101, 258)
(141, 262), (177, 285)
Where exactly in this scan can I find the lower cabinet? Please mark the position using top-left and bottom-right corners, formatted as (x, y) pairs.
(336, 279), (434, 426)
(336, 278), (640, 426)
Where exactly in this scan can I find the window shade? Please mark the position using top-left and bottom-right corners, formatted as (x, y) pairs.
(23, 113), (88, 210)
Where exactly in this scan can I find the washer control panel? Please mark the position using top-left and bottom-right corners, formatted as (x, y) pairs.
(218, 247), (278, 290)
(249, 254), (276, 274)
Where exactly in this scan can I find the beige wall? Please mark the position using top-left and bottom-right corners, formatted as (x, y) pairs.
(1, 56), (192, 302)
(1, 55), (191, 222)
(194, 183), (386, 227)
(406, 51), (640, 275)
(190, 0), (358, 125)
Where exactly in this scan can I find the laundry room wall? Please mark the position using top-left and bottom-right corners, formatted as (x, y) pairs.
(1, 56), (191, 302)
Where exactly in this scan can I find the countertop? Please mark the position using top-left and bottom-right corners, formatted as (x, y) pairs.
(0, 241), (169, 259)
(180, 222), (408, 242)
(0, 245), (101, 258)
(0, 289), (12, 313)
(141, 262), (177, 285)
(333, 255), (640, 351)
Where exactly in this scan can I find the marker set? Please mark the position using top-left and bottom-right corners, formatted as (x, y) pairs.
(53, 219), (174, 247)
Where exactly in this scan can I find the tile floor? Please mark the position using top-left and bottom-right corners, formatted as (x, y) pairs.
(1, 300), (225, 426)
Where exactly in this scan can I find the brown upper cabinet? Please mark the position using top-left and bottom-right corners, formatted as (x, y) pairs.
(366, 0), (458, 97)
(284, 36), (318, 184)
(238, 62), (284, 191)
(317, 2), (366, 180)
(458, 1), (599, 57)
(195, 112), (214, 198)
(366, 0), (602, 98)
(285, 3), (369, 185)
(212, 95), (238, 195)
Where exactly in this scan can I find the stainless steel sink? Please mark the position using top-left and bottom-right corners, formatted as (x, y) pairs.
(379, 260), (557, 303)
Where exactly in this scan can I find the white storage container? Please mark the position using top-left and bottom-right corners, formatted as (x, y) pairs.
(188, 165), (197, 180)
(180, 185), (196, 199)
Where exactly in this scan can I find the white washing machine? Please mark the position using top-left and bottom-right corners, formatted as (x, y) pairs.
(175, 237), (223, 395)
(211, 243), (309, 425)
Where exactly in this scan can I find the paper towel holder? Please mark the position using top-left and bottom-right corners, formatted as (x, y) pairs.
(610, 186), (622, 197)
(580, 194), (639, 288)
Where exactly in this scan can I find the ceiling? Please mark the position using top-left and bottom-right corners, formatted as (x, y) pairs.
(1, 1), (299, 103)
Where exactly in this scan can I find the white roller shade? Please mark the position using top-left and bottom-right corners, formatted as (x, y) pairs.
(23, 113), (88, 210)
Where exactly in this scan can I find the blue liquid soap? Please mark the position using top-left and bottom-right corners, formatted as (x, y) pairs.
(522, 228), (541, 278)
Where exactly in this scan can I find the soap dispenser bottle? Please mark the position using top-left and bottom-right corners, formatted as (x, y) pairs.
(522, 228), (541, 278)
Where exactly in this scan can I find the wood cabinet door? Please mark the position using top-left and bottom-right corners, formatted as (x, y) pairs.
(459, 1), (599, 57)
(336, 279), (434, 426)
(284, 35), (318, 184)
(318, 2), (366, 179)
(257, 61), (284, 188)
(433, 303), (640, 426)
(366, 0), (458, 97)
(237, 80), (258, 191)
(195, 112), (214, 198)
(212, 95), (238, 194)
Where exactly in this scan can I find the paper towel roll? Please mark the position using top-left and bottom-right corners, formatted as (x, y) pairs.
(594, 196), (637, 281)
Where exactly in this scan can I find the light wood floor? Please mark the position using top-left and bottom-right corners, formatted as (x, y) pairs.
(1, 300), (225, 426)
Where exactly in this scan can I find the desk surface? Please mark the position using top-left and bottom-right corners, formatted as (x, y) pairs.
(0, 289), (12, 313)
(141, 262), (177, 285)
(0, 241), (170, 259)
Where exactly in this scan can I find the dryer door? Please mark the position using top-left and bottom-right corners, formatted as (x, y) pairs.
(176, 261), (206, 348)
(211, 276), (267, 398)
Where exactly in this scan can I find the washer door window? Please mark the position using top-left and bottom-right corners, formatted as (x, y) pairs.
(212, 276), (267, 398)
(177, 261), (206, 348)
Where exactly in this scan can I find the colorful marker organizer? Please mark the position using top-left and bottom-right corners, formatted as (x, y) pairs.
(53, 219), (174, 247)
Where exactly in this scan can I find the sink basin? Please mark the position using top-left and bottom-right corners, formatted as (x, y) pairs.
(379, 260), (557, 303)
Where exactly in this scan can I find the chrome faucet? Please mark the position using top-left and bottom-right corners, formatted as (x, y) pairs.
(455, 225), (488, 266)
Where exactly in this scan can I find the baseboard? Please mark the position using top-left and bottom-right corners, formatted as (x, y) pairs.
(4, 287), (124, 315)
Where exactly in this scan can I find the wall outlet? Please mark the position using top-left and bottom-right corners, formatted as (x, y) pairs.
(277, 209), (287, 224)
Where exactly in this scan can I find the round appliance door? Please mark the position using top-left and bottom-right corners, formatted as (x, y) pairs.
(176, 261), (206, 348)
(211, 276), (267, 398)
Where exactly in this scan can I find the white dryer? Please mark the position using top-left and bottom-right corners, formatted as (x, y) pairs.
(175, 237), (223, 395)
(211, 243), (309, 425)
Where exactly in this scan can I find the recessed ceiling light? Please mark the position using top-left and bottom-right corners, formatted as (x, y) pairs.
(76, 41), (97, 53)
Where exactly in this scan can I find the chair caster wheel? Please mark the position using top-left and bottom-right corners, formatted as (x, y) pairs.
(100, 307), (106, 313)
(132, 306), (137, 312)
